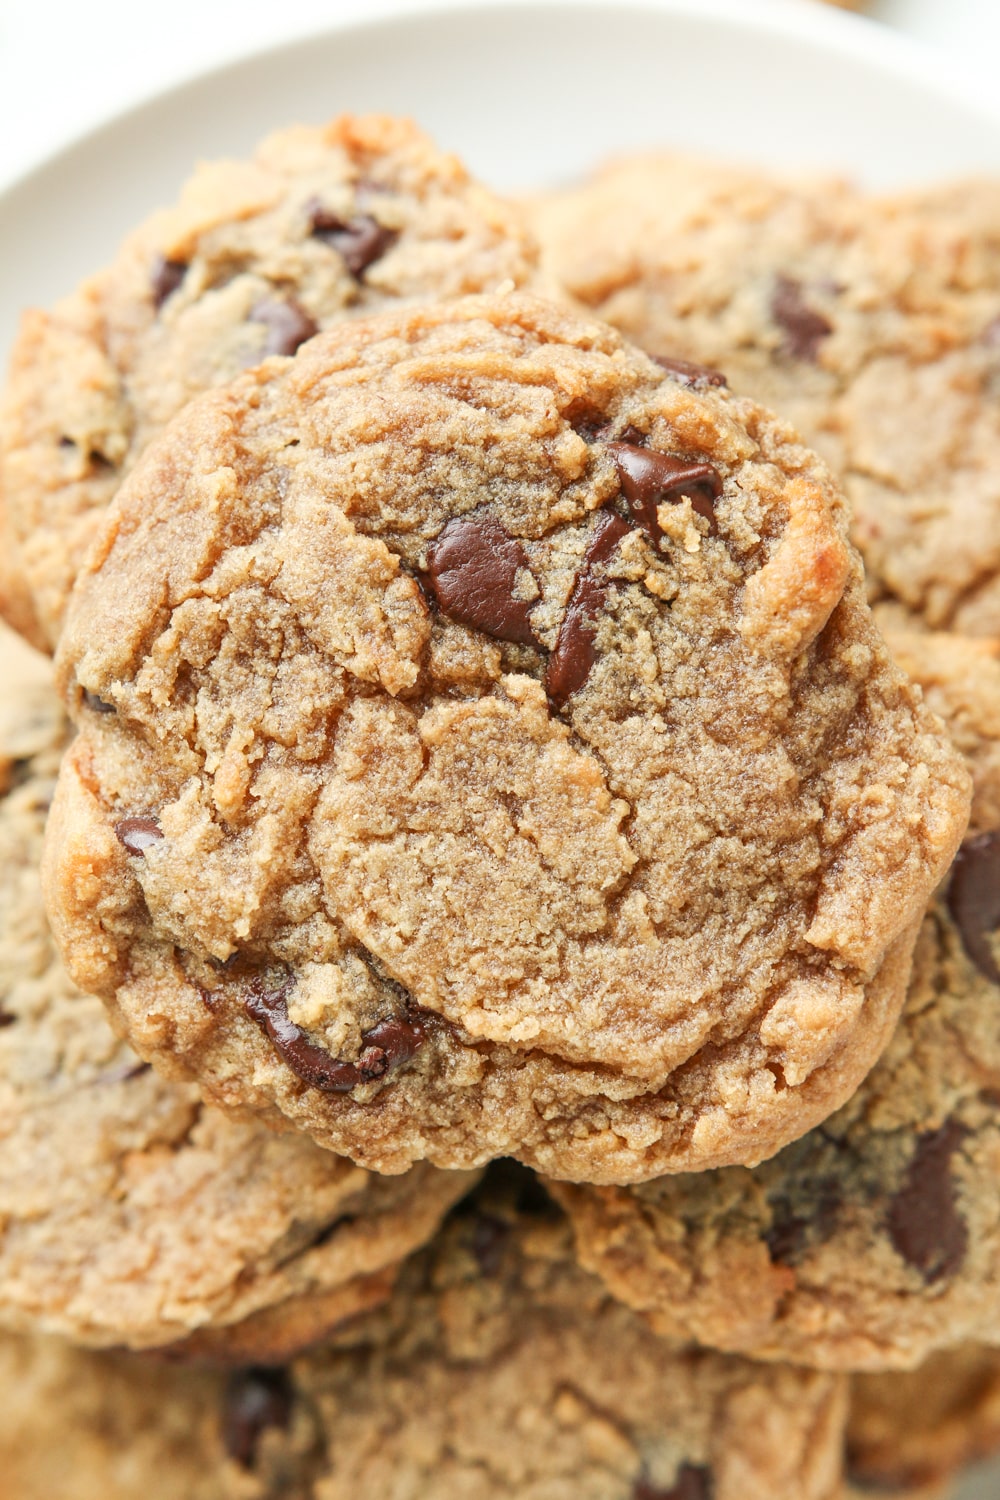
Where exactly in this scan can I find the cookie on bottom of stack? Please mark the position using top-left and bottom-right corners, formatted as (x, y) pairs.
(0, 1169), (849, 1500)
(848, 1345), (1000, 1497)
(0, 626), (475, 1357)
(549, 629), (1000, 1370)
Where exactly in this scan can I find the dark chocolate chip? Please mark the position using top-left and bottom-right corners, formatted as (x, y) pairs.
(546, 509), (631, 707)
(248, 298), (318, 358)
(81, 689), (115, 715)
(634, 1466), (713, 1500)
(244, 978), (426, 1094)
(887, 1120), (968, 1284)
(765, 1177), (843, 1266)
(947, 830), (1000, 983)
(221, 1367), (294, 1470)
(652, 353), (728, 389)
(426, 512), (540, 647)
(114, 816), (163, 856)
(771, 274), (832, 361)
(0, 1009), (15, 1030)
(150, 255), (187, 309)
(308, 203), (398, 277)
(471, 1213), (510, 1277)
(606, 442), (723, 539)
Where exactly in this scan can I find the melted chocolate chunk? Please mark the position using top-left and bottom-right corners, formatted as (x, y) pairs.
(221, 1367), (294, 1470)
(81, 689), (115, 714)
(249, 297), (318, 358)
(0, 1009), (15, 1030)
(114, 816), (163, 856)
(309, 203), (398, 277)
(887, 1120), (968, 1284)
(546, 509), (631, 707)
(150, 255), (187, 309)
(606, 442), (723, 539)
(244, 978), (426, 1093)
(947, 831), (1000, 984)
(771, 275), (833, 361)
(471, 1213), (510, 1277)
(765, 1177), (843, 1266)
(634, 1466), (713, 1500)
(652, 353), (728, 389)
(427, 512), (540, 647)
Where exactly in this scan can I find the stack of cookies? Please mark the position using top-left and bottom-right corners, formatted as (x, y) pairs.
(0, 113), (997, 1498)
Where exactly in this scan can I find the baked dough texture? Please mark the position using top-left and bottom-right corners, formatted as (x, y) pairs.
(0, 114), (538, 651)
(551, 628), (1000, 1369)
(0, 626), (474, 1355)
(532, 157), (1000, 635)
(45, 294), (969, 1183)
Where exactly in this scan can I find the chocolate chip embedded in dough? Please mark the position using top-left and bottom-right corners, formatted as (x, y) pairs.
(471, 1213), (510, 1277)
(606, 442), (723, 539)
(947, 831), (1000, 984)
(221, 1366), (294, 1470)
(308, 203), (398, 277)
(244, 977), (426, 1094)
(634, 1466), (713, 1500)
(653, 353), (728, 390)
(114, 816), (163, 856)
(0, 1010), (15, 1030)
(81, 689), (115, 715)
(887, 1120), (968, 1284)
(249, 298), (318, 358)
(150, 255), (187, 309)
(427, 512), (540, 647)
(765, 1177), (843, 1266)
(546, 509), (631, 707)
(771, 274), (833, 361)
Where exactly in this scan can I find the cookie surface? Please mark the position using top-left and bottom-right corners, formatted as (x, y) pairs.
(532, 157), (1000, 634)
(0, 113), (537, 651)
(551, 627), (1000, 1369)
(0, 1172), (848, 1500)
(0, 627), (474, 1355)
(45, 293), (969, 1183)
(849, 1345), (1000, 1496)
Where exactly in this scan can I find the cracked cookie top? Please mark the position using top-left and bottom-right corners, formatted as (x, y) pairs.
(550, 628), (1000, 1368)
(0, 628), (474, 1355)
(45, 294), (970, 1183)
(0, 114), (537, 651)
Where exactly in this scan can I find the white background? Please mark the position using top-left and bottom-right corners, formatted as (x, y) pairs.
(0, 0), (998, 194)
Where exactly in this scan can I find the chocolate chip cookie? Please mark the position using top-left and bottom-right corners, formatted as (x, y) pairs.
(532, 158), (1000, 634)
(0, 113), (537, 651)
(551, 626), (1000, 1368)
(0, 1171), (849, 1500)
(45, 293), (969, 1183)
(0, 626), (474, 1355)
(849, 1345), (1000, 1496)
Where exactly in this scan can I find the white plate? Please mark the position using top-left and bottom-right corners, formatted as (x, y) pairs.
(1, 3), (999, 1493)
(3, 0), (1000, 362)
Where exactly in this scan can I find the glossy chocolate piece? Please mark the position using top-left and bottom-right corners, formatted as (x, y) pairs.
(427, 512), (540, 647)
(947, 831), (1000, 983)
(546, 509), (630, 706)
(887, 1120), (968, 1284)
(114, 816), (163, 856)
(244, 977), (426, 1093)
(606, 442), (722, 538)
(249, 298), (318, 358)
